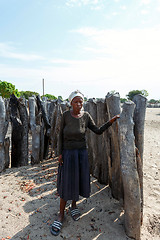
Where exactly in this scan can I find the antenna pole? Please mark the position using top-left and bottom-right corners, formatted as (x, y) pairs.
(42, 78), (45, 96)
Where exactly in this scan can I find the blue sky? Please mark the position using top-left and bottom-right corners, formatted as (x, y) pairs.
(0, 0), (160, 99)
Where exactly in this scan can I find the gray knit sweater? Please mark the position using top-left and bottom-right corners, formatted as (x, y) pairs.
(58, 110), (112, 155)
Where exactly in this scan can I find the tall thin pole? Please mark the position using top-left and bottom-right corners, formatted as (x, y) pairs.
(42, 78), (44, 96)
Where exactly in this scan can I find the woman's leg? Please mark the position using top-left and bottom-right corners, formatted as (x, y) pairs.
(71, 200), (77, 209)
(59, 198), (67, 222)
(71, 200), (80, 221)
(52, 198), (66, 233)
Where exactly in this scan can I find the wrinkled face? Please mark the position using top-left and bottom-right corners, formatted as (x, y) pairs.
(71, 96), (83, 112)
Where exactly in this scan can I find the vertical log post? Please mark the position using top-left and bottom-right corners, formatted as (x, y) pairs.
(106, 92), (123, 200)
(133, 94), (147, 162)
(4, 99), (10, 168)
(0, 97), (7, 172)
(50, 103), (58, 157)
(4, 137), (10, 168)
(48, 100), (56, 124)
(119, 101), (141, 240)
(96, 99), (110, 184)
(18, 98), (28, 166)
(136, 147), (143, 225)
(10, 94), (22, 167)
(133, 94), (147, 225)
(29, 97), (41, 165)
(51, 104), (62, 156)
(28, 96), (36, 129)
(37, 95), (51, 159)
(84, 99), (98, 177)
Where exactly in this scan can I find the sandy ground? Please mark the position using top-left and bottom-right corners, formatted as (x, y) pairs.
(0, 108), (160, 240)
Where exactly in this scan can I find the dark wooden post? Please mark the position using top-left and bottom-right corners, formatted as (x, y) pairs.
(54, 104), (62, 156)
(132, 94), (147, 226)
(18, 98), (28, 166)
(96, 99), (110, 184)
(10, 94), (22, 167)
(136, 147), (143, 225)
(106, 92), (123, 200)
(50, 103), (58, 157)
(119, 101), (141, 240)
(48, 100), (56, 124)
(132, 94), (147, 162)
(31, 125), (41, 164)
(4, 99), (11, 168)
(29, 96), (41, 165)
(28, 96), (36, 130)
(4, 137), (10, 168)
(37, 95), (51, 159)
(0, 97), (7, 172)
(50, 103), (62, 156)
(84, 99), (98, 177)
(60, 101), (70, 113)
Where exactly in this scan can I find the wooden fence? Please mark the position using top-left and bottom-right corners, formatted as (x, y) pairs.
(0, 93), (147, 240)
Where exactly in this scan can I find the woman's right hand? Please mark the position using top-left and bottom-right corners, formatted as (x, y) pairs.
(58, 154), (63, 166)
(109, 114), (120, 124)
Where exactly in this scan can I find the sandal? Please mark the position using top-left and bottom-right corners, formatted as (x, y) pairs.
(50, 220), (63, 236)
(70, 207), (81, 221)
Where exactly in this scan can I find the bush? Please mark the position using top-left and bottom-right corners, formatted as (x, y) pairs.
(126, 90), (149, 101)
(0, 80), (20, 98)
(42, 94), (57, 100)
(20, 91), (39, 99)
(148, 99), (160, 104)
(120, 98), (127, 103)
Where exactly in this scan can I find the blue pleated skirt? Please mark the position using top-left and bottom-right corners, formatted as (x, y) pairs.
(57, 149), (90, 201)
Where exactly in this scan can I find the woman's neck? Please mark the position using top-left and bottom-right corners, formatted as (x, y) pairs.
(71, 109), (83, 118)
(72, 109), (81, 115)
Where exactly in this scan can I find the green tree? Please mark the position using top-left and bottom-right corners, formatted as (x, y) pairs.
(148, 99), (160, 104)
(42, 94), (57, 100)
(20, 91), (39, 99)
(58, 96), (63, 101)
(126, 89), (149, 101)
(0, 80), (20, 98)
(120, 98), (127, 103)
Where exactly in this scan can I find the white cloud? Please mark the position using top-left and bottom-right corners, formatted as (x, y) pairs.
(91, 5), (102, 10)
(65, 27), (160, 98)
(1, 27), (160, 99)
(140, 0), (151, 5)
(74, 27), (160, 59)
(112, 12), (119, 16)
(0, 42), (45, 61)
(157, 0), (160, 12)
(66, 0), (104, 8)
(141, 9), (149, 15)
(120, 5), (127, 10)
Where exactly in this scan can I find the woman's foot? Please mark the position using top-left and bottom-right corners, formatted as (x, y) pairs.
(50, 214), (64, 236)
(70, 203), (81, 221)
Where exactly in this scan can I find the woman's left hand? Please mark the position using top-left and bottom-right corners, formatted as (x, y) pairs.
(110, 114), (120, 124)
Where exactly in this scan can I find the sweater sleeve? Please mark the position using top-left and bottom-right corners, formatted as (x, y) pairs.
(58, 113), (64, 155)
(87, 113), (112, 135)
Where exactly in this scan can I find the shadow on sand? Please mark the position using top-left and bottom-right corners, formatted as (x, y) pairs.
(2, 158), (131, 240)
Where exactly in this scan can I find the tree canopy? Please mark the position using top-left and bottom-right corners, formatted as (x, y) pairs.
(0, 80), (20, 98)
(20, 91), (39, 99)
(126, 90), (149, 101)
(148, 99), (160, 104)
(41, 94), (57, 100)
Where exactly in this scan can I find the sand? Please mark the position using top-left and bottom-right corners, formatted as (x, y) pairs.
(0, 108), (160, 240)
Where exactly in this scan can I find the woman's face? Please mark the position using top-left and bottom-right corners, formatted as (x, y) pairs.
(71, 96), (83, 112)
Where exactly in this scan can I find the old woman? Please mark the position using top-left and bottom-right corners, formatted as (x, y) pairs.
(50, 90), (120, 236)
